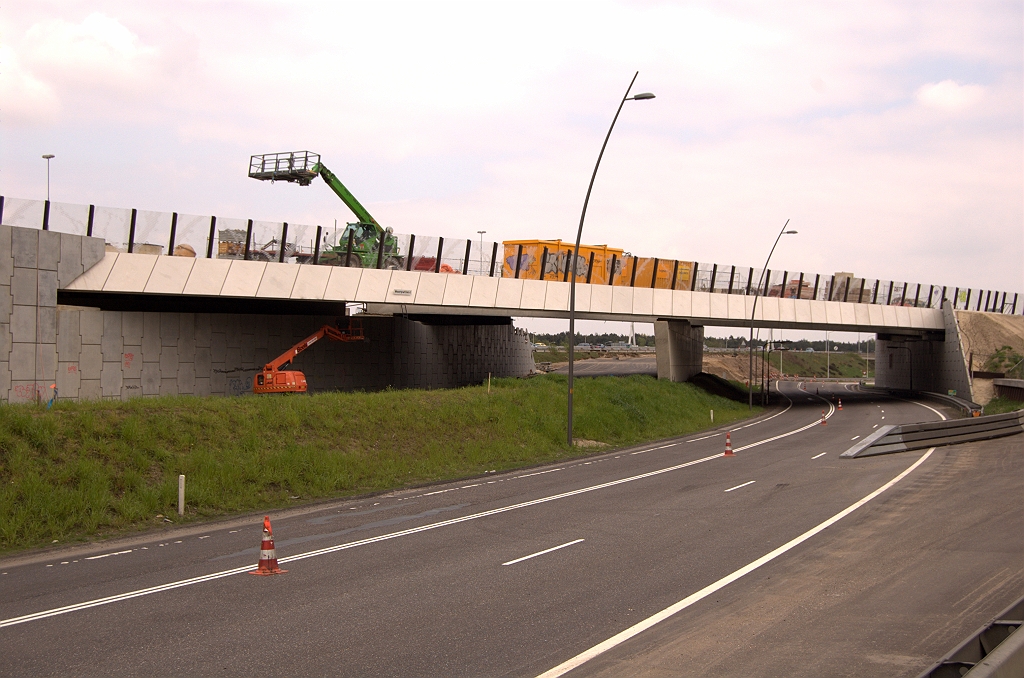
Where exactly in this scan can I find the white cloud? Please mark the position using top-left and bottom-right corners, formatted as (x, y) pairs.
(0, 45), (59, 124)
(916, 80), (986, 111)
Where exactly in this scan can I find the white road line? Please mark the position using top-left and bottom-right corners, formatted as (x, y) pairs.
(724, 481), (755, 493)
(851, 436), (860, 441)
(84, 550), (133, 561)
(811, 452), (827, 460)
(872, 424), (878, 429)
(515, 468), (564, 479)
(502, 539), (585, 566)
(535, 448), (937, 678)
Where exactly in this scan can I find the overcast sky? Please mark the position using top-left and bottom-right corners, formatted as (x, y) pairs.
(3, 1), (1021, 338)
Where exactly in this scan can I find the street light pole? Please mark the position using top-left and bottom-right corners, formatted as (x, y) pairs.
(567, 72), (655, 446)
(42, 154), (55, 201)
(748, 221), (797, 410)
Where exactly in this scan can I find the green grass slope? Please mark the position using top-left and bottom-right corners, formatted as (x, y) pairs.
(0, 374), (756, 553)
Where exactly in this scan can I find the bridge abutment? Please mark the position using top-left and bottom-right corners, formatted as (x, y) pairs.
(654, 319), (704, 382)
(874, 301), (972, 398)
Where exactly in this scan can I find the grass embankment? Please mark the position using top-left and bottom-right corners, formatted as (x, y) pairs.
(982, 396), (1024, 415)
(768, 351), (873, 379)
(0, 374), (756, 553)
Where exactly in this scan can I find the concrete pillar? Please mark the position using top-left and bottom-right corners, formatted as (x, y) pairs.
(655, 319), (704, 382)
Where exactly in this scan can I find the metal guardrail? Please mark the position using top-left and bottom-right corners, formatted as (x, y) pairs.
(840, 410), (1024, 458)
(916, 593), (1024, 678)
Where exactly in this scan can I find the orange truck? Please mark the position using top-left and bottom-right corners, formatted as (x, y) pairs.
(502, 239), (696, 290)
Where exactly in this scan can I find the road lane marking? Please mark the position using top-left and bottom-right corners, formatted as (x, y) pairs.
(851, 436), (860, 441)
(872, 424), (878, 429)
(535, 448), (937, 678)
(84, 550), (133, 561)
(811, 452), (827, 460)
(1, 407), (834, 630)
(502, 539), (585, 566)
(724, 481), (755, 493)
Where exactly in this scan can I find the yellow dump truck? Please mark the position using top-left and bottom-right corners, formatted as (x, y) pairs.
(502, 239), (696, 290)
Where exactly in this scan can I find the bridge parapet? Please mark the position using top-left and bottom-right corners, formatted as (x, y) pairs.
(2, 195), (1019, 319)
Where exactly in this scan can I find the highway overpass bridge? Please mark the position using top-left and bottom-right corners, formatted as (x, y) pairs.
(1, 195), (1020, 403)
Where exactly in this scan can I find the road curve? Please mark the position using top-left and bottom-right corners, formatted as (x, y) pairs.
(1, 382), (1021, 677)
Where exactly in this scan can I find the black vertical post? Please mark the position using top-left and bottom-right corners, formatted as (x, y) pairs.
(1000, 291), (1008, 313)
(885, 281), (893, 305)
(375, 229), (386, 268)
(279, 223), (289, 263)
(690, 263), (699, 291)
(940, 286), (947, 305)
(539, 247), (549, 281)
(609, 254), (619, 286)
(87, 204), (95, 237)
(953, 287), (960, 309)
(0, 196), (4, 226)
(651, 258), (660, 288)
(964, 288), (971, 310)
(344, 230), (355, 267)
(42, 200), (51, 231)
(827, 275), (835, 301)
(857, 277), (866, 303)
(629, 257), (638, 287)
(780, 271), (788, 298)
(406, 234), (416, 271)
(168, 213), (179, 255)
(983, 290), (991, 312)
(513, 244), (523, 278)
(586, 251), (595, 284)
(746, 267), (754, 295)
(670, 260), (679, 290)
(312, 225), (322, 265)
(206, 216), (217, 258)
(912, 284), (920, 307)
(976, 290), (983, 311)
(763, 269), (771, 296)
(127, 208), (138, 253)
(708, 263), (718, 293)
(842, 277), (850, 302)
(242, 219), (252, 261)
(900, 282), (907, 306)
(489, 242), (498, 277)
(1011, 292), (1018, 314)
(435, 237), (444, 273)
(927, 284), (934, 308)
(796, 272), (805, 300)
(872, 280), (880, 304)
(727, 266), (736, 294)
(562, 250), (572, 282)
(462, 240), (472, 275)
(812, 274), (820, 300)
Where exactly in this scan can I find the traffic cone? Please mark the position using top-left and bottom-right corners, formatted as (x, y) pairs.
(250, 516), (287, 576)
(821, 410), (827, 426)
(723, 432), (735, 457)
(838, 399), (843, 411)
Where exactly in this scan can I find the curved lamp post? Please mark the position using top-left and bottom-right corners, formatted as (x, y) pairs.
(748, 221), (797, 410)
(568, 72), (655, 446)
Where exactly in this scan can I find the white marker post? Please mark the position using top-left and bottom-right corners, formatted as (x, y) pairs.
(178, 475), (185, 517)
(710, 409), (714, 423)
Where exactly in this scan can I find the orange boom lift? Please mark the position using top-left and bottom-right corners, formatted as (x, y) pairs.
(254, 318), (365, 394)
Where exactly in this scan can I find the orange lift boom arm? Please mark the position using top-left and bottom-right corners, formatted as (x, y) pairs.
(254, 320), (364, 394)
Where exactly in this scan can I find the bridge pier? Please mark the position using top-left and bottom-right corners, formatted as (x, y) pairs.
(654, 319), (704, 382)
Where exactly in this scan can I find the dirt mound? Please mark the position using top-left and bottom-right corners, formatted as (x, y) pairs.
(955, 311), (1024, 359)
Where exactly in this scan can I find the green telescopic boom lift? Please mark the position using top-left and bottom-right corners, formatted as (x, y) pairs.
(248, 151), (400, 268)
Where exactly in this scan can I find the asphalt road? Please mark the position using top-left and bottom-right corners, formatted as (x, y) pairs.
(1, 383), (1021, 677)
(551, 355), (658, 376)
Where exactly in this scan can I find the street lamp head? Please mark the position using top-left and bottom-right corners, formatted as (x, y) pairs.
(631, 92), (656, 100)
(42, 154), (55, 160)
(784, 230), (797, 234)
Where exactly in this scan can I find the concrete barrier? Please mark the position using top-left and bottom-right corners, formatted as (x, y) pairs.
(841, 410), (1024, 458)
(915, 593), (1024, 678)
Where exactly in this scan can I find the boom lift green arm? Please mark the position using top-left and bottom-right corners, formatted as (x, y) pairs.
(247, 151), (379, 228)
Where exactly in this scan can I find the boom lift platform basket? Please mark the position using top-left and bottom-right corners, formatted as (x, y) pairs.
(249, 151), (322, 186)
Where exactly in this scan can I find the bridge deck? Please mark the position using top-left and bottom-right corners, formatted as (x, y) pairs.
(65, 252), (945, 333)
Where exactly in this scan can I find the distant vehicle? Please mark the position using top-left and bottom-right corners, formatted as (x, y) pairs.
(805, 348), (815, 352)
